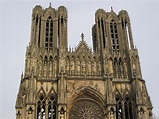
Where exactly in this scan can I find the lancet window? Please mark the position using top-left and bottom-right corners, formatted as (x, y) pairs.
(35, 15), (41, 48)
(45, 16), (53, 50)
(48, 95), (56, 119)
(37, 95), (46, 119)
(101, 19), (106, 48)
(116, 96), (133, 119)
(110, 19), (119, 52)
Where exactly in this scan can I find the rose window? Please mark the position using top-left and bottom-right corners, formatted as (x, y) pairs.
(69, 99), (104, 119)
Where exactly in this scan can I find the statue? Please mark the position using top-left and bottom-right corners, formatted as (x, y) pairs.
(88, 61), (91, 74)
(70, 61), (75, 74)
(108, 59), (113, 74)
(22, 94), (26, 106)
(77, 61), (80, 73)
(60, 114), (64, 119)
(123, 61), (128, 78)
(82, 61), (86, 74)
(110, 111), (114, 119)
(98, 63), (101, 74)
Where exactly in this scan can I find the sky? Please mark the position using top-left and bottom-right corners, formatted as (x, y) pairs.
(0, 0), (159, 118)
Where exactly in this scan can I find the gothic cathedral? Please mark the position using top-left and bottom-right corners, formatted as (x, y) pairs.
(15, 5), (153, 119)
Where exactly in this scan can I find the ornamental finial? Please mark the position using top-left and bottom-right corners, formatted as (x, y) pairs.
(111, 6), (113, 11)
(81, 33), (84, 41)
(49, 2), (51, 7)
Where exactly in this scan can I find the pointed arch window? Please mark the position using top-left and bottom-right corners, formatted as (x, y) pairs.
(124, 97), (133, 119)
(37, 95), (46, 119)
(45, 16), (53, 50)
(101, 18), (106, 48)
(116, 96), (133, 119)
(110, 19), (119, 52)
(116, 97), (122, 119)
(48, 95), (56, 119)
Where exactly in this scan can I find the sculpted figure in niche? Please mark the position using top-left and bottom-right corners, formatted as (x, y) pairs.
(120, 65), (124, 77)
(44, 65), (47, 77)
(22, 94), (26, 106)
(70, 60), (74, 74)
(82, 61), (86, 74)
(123, 60), (128, 78)
(49, 71), (52, 77)
(60, 114), (64, 119)
(66, 60), (69, 73)
(92, 61), (96, 74)
(32, 55), (36, 71)
(110, 111), (114, 119)
(38, 58), (43, 77)
(39, 65), (42, 77)
(98, 62), (101, 74)
(140, 109), (145, 119)
(88, 61), (91, 74)
(54, 61), (57, 77)
(77, 61), (80, 74)
(60, 107), (65, 119)
(108, 59), (113, 74)
(60, 56), (64, 69)
(132, 62), (136, 74)
(49, 62), (52, 71)
(94, 83), (100, 91)
(26, 60), (30, 71)
(49, 62), (52, 77)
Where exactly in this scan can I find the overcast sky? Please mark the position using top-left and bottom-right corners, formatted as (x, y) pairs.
(0, 0), (159, 118)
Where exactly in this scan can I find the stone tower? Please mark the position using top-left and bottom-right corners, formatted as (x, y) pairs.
(15, 5), (153, 119)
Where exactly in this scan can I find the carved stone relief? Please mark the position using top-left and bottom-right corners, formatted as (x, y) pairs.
(67, 80), (105, 101)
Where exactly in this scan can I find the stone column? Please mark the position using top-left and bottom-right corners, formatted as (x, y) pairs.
(128, 22), (134, 49)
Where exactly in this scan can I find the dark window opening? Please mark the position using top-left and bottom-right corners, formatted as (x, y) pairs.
(36, 16), (38, 24)
(61, 18), (64, 24)
(38, 17), (41, 48)
(101, 19), (106, 48)
(46, 22), (49, 27)
(46, 28), (49, 32)
(110, 19), (119, 52)
(116, 97), (133, 119)
(98, 19), (100, 27)
(48, 95), (56, 119)
(37, 95), (46, 119)
(50, 22), (53, 27)
(45, 16), (53, 50)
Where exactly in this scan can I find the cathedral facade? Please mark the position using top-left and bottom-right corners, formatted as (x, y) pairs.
(15, 5), (153, 119)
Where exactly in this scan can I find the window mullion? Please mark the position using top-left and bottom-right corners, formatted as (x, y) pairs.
(127, 102), (130, 119)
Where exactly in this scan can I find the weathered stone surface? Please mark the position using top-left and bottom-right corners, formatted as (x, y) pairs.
(15, 5), (153, 119)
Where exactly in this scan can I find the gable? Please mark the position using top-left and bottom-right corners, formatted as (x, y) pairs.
(75, 40), (91, 54)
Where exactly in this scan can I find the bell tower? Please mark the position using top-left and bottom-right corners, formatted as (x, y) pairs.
(15, 4), (68, 119)
(92, 8), (152, 119)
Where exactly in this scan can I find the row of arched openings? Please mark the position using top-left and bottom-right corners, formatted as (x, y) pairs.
(65, 56), (101, 75)
(113, 57), (127, 78)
